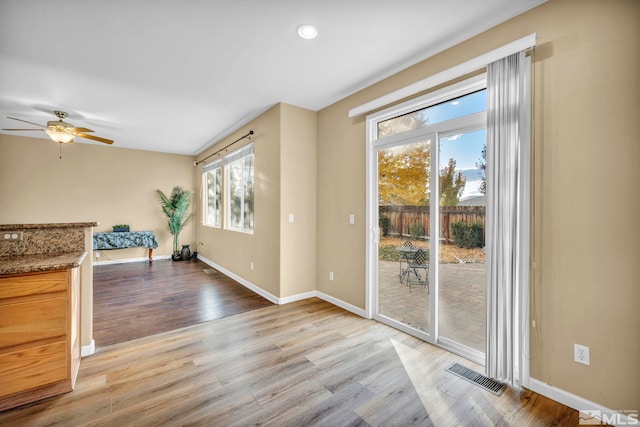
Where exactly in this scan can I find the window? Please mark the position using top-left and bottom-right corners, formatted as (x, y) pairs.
(377, 89), (487, 139)
(203, 159), (222, 227)
(225, 143), (254, 232)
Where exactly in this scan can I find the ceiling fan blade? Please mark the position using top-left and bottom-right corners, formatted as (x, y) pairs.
(2, 128), (44, 131)
(67, 127), (94, 133)
(7, 117), (46, 128)
(76, 133), (113, 145)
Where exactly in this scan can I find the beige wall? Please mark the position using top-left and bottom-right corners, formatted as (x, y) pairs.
(194, 103), (318, 299)
(280, 103), (317, 298)
(195, 105), (282, 297)
(0, 134), (196, 260)
(528, 0), (640, 410)
(316, 0), (639, 412)
(0, 133), (196, 351)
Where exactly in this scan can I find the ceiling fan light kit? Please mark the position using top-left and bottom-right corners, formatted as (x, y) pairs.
(44, 129), (74, 144)
(3, 110), (114, 146)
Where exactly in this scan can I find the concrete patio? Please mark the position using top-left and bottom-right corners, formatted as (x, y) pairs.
(377, 259), (486, 353)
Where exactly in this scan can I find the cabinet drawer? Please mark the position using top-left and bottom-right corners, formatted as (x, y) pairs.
(0, 296), (67, 348)
(0, 340), (67, 398)
(0, 270), (68, 299)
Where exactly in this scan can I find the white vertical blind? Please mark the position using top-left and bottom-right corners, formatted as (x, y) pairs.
(485, 50), (531, 387)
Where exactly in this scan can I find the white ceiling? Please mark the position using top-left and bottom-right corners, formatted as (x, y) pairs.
(0, 0), (546, 155)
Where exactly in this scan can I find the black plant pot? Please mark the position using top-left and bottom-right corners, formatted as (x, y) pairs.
(171, 253), (182, 261)
(180, 244), (191, 261)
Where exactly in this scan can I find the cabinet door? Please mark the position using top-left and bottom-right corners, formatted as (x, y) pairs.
(0, 340), (68, 397)
(0, 296), (67, 348)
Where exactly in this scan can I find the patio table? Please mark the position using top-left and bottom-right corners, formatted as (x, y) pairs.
(396, 246), (419, 283)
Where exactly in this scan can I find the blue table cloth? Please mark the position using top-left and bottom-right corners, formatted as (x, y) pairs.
(93, 231), (159, 250)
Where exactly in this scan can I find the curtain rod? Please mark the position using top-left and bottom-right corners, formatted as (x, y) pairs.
(194, 130), (254, 166)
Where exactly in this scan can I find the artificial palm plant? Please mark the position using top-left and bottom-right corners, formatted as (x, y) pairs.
(156, 186), (193, 260)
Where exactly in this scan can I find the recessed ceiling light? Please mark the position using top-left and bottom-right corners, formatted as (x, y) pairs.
(297, 24), (318, 40)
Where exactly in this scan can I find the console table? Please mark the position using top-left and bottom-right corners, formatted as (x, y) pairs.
(93, 231), (159, 262)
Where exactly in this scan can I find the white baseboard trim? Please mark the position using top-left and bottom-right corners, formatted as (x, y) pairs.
(197, 256), (280, 304)
(280, 290), (367, 318)
(81, 339), (95, 357)
(93, 255), (171, 266)
(528, 378), (637, 426)
(315, 291), (367, 318)
(279, 291), (318, 305)
(196, 256), (368, 318)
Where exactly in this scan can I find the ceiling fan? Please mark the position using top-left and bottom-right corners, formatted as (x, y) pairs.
(3, 110), (113, 145)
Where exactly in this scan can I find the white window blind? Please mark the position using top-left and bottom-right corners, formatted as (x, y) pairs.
(203, 159), (222, 173)
(224, 143), (254, 163)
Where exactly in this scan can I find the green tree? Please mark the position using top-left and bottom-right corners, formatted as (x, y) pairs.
(439, 158), (466, 206)
(378, 142), (430, 206)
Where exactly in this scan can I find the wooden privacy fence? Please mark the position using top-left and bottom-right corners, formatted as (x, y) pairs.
(379, 205), (486, 244)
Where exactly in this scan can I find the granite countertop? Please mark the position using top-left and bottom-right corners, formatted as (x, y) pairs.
(0, 222), (98, 231)
(0, 251), (87, 276)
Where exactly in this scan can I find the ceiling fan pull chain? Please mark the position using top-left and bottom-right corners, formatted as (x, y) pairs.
(59, 142), (63, 159)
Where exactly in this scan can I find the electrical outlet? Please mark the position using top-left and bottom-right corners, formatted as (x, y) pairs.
(329, 271), (334, 281)
(2, 231), (23, 241)
(95, 251), (101, 259)
(250, 262), (254, 270)
(574, 344), (590, 366)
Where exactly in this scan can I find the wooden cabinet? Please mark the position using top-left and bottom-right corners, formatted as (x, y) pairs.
(0, 268), (80, 411)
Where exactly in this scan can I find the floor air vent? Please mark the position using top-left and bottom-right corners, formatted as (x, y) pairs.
(202, 269), (217, 275)
(445, 363), (506, 396)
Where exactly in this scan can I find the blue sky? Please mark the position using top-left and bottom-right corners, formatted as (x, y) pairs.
(423, 89), (486, 170)
(440, 128), (486, 170)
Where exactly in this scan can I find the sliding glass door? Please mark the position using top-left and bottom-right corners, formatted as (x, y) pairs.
(369, 76), (488, 364)
(376, 137), (433, 338)
(436, 128), (487, 362)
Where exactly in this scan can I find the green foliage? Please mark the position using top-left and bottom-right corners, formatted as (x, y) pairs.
(451, 222), (484, 249)
(378, 245), (402, 262)
(156, 186), (193, 256)
(378, 217), (390, 236)
(409, 222), (424, 240)
(439, 158), (466, 206)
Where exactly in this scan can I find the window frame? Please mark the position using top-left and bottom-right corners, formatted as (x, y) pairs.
(365, 74), (488, 364)
(224, 143), (254, 234)
(202, 159), (223, 228)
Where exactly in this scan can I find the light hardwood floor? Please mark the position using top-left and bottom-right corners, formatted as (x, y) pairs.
(0, 297), (578, 426)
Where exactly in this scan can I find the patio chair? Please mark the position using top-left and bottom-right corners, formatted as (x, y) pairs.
(398, 240), (414, 283)
(407, 248), (429, 293)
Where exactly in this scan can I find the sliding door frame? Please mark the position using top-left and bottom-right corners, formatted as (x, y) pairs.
(365, 75), (489, 364)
